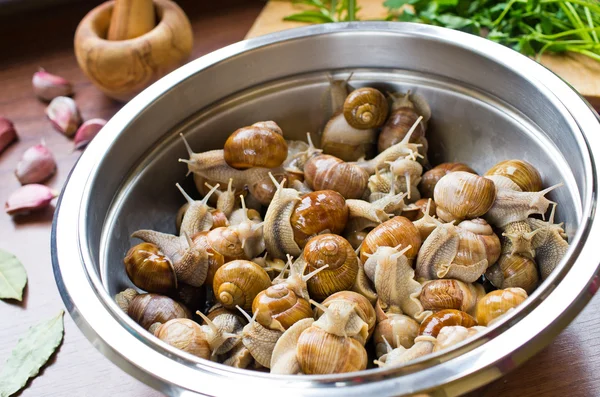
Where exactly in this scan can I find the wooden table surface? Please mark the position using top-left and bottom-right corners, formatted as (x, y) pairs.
(0, 1), (599, 396)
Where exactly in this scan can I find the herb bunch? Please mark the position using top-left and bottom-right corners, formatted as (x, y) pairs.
(284, 0), (359, 23)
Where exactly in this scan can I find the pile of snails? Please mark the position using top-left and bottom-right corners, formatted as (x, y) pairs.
(114, 76), (570, 375)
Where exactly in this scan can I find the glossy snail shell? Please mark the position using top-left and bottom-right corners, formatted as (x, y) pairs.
(154, 318), (211, 359)
(213, 260), (271, 311)
(419, 162), (477, 199)
(207, 227), (246, 259)
(486, 254), (539, 294)
(343, 87), (389, 129)
(127, 293), (191, 330)
(124, 242), (177, 294)
(373, 313), (419, 358)
(290, 190), (348, 248)
(458, 218), (501, 266)
(304, 154), (369, 200)
(250, 171), (286, 207)
(192, 232), (224, 285)
(252, 284), (313, 331)
(344, 229), (370, 250)
(296, 326), (368, 374)
(223, 122), (288, 169)
(378, 94), (426, 152)
(419, 279), (485, 314)
(210, 209), (229, 229)
(303, 234), (359, 301)
(475, 287), (528, 326)
(434, 171), (496, 223)
(418, 309), (477, 337)
(485, 159), (542, 192)
(360, 216), (422, 263)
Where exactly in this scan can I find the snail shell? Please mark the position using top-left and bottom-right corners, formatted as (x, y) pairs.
(270, 317), (314, 374)
(115, 288), (139, 313)
(321, 112), (377, 161)
(378, 92), (427, 152)
(210, 209), (230, 229)
(419, 162), (477, 199)
(223, 121), (288, 169)
(303, 234), (359, 301)
(485, 159), (542, 192)
(475, 288), (528, 326)
(127, 293), (191, 330)
(297, 326), (367, 374)
(124, 242), (177, 294)
(485, 253), (539, 294)
(343, 87), (389, 129)
(373, 313), (419, 358)
(304, 154), (369, 199)
(458, 218), (501, 266)
(252, 284), (313, 331)
(290, 190), (348, 248)
(207, 227), (246, 260)
(154, 318), (211, 359)
(419, 279), (485, 314)
(360, 216), (422, 263)
(434, 171), (496, 223)
(191, 232), (224, 286)
(418, 309), (477, 337)
(213, 260), (271, 311)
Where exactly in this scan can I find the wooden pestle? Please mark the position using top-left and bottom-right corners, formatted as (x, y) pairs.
(107, 0), (156, 41)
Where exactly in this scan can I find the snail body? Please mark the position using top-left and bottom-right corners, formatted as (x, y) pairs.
(373, 312), (419, 358)
(501, 221), (538, 258)
(387, 156), (423, 199)
(224, 121), (288, 169)
(237, 307), (283, 368)
(433, 325), (486, 352)
(434, 171), (496, 223)
(419, 279), (485, 314)
(378, 92), (428, 153)
(485, 159), (542, 192)
(213, 260), (271, 311)
(124, 242), (177, 294)
(419, 162), (476, 199)
(375, 335), (436, 368)
(263, 174), (302, 259)
(176, 183), (219, 238)
(304, 154), (369, 199)
(485, 254), (539, 294)
(527, 204), (569, 279)
(475, 288), (528, 326)
(154, 318), (211, 359)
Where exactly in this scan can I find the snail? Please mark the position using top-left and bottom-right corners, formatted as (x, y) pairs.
(223, 343), (254, 369)
(374, 335), (436, 368)
(272, 254), (329, 301)
(304, 154), (369, 199)
(224, 121), (288, 169)
(485, 159), (542, 192)
(176, 182), (219, 238)
(213, 260), (272, 311)
(204, 178), (237, 218)
(154, 318), (211, 359)
(252, 283), (313, 332)
(344, 191), (409, 237)
(326, 73), (352, 114)
(186, 231), (224, 287)
(402, 198), (436, 222)
(500, 221), (539, 258)
(363, 244), (430, 321)
(351, 257), (378, 304)
(418, 162), (477, 199)
(386, 154), (423, 199)
(124, 242), (177, 294)
(368, 169), (421, 204)
(251, 252), (287, 279)
(432, 325), (487, 353)
(179, 134), (284, 206)
(527, 204), (569, 279)
(419, 309), (477, 337)
(342, 87), (389, 129)
(475, 288), (528, 326)
(115, 290), (191, 330)
(283, 133), (323, 177)
(210, 210), (230, 229)
(236, 307), (283, 368)
(303, 234), (359, 301)
(378, 91), (430, 153)
(196, 308), (245, 357)
(373, 312), (419, 358)
(131, 230), (209, 287)
(485, 182), (562, 228)
(345, 229), (370, 250)
(175, 203), (189, 233)
(416, 218), (500, 283)
(419, 279), (485, 315)
(289, 190), (349, 248)
(433, 171), (496, 223)
(412, 198), (439, 241)
(485, 253), (539, 294)
(359, 216), (422, 264)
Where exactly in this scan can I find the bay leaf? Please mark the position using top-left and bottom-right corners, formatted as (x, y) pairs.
(0, 249), (27, 301)
(0, 310), (64, 397)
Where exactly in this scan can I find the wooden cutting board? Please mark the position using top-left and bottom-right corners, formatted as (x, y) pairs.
(246, 0), (600, 109)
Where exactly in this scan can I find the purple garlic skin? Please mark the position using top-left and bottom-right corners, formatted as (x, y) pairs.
(15, 143), (57, 185)
(74, 118), (107, 150)
(0, 117), (18, 154)
(5, 184), (58, 216)
(46, 96), (82, 137)
(32, 69), (73, 102)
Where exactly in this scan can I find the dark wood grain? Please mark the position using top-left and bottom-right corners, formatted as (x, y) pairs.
(0, 1), (598, 396)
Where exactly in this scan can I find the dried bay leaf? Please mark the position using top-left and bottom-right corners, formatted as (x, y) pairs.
(0, 249), (27, 301)
(0, 311), (64, 397)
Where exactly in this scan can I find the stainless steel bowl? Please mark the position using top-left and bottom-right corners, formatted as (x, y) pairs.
(52, 22), (600, 396)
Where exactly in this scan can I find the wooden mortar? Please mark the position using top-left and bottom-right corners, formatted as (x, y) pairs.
(74, 0), (193, 102)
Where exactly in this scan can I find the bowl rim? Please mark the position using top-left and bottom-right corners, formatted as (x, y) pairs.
(52, 21), (600, 396)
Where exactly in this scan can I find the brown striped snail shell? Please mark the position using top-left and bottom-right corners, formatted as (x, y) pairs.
(434, 171), (496, 223)
(419, 162), (477, 199)
(289, 190), (348, 248)
(124, 242), (177, 294)
(343, 87), (389, 129)
(458, 218), (501, 266)
(475, 287), (528, 326)
(485, 253), (539, 294)
(485, 159), (542, 192)
(304, 154), (369, 199)
(303, 234), (359, 301)
(213, 260), (271, 311)
(418, 309), (477, 337)
(154, 318), (211, 359)
(252, 284), (313, 332)
(223, 121), (288, 169)
(359, 216), (422, 263)
(373, 313), (419, 358)
(378, 92), (427, 152)
(126, 293), (191, 330)
(419, 279), (485, 314)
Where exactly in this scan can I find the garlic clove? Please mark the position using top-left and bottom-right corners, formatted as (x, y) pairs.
(74, 118), (107, 150)
(5, 184), (58, 216)
(15, 143), (57, 184)
(46, 96), (82, 137)
(0, 117), (18, 154)
(32, 69), (74, 102)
